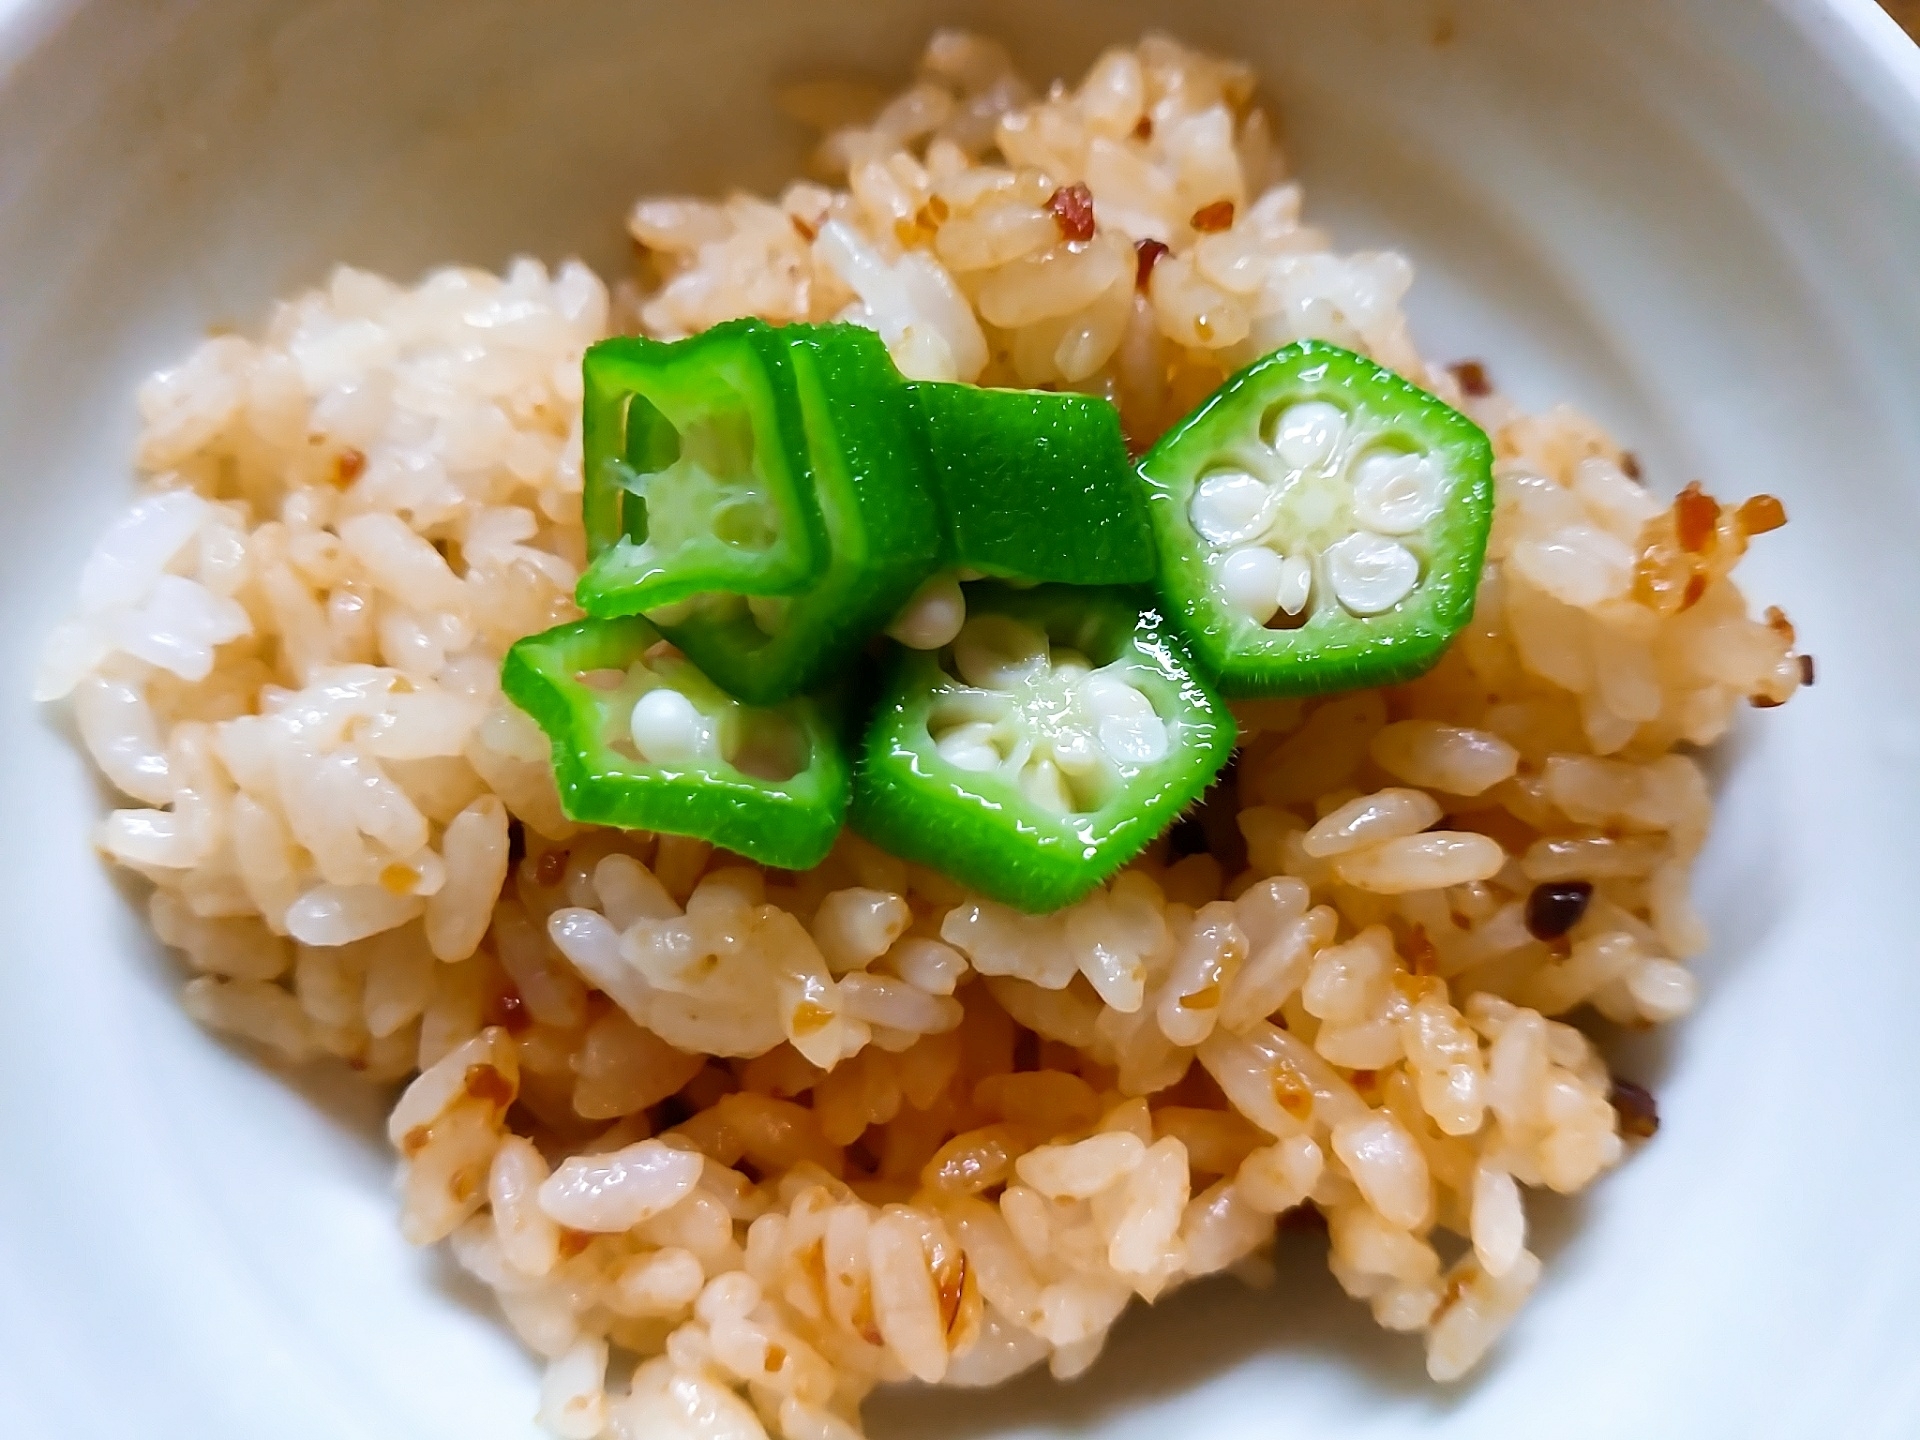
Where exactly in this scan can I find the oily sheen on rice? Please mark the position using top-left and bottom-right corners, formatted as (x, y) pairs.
(42, 31), (1803, 1440)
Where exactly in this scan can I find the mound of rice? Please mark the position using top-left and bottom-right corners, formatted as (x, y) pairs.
(41, 33), (1804, 1440)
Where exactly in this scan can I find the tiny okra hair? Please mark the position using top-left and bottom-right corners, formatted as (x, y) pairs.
(500, 614), (850, 871)
(1137, 339), (1495, 698)
(849, 583), (1236, 913)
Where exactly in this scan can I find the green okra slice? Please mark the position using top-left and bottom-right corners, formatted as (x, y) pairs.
(577, 318), (830, 617)
(501, 615), (848, 870)
(909, 382), (1156, 585)
(657, 322), (945, 704)
(850, 583), (1234, 913)
(1137, 340), (1495, 697)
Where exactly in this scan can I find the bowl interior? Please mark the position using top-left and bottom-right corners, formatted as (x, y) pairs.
(2, 1), (1918, 1436)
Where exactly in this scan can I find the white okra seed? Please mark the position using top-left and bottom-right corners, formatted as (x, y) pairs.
(629, 688), (714, 765)
(1352, 450), (1443, 535)
(1189, 470), (1277, 548)
(1268, 400), (1347, 470)
(1216, 545), (1285, 624)
(1325, 532), (1419, 616)
(1277, 553), (1314, 616)
(887, 573), (966, 650)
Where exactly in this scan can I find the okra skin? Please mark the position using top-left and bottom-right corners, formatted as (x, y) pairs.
(660, 323), (944, 704)
(909, 383), (1157, 585)
(1138, 340), (1495, 698)
(576, 318), (831, 617)
(501, 615), (849, 870)
(850, 584), (1234, 913)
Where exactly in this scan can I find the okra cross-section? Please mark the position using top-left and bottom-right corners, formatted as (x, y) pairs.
(909, 382), (1156, 585)
(653, 323), (945, 704)
(576, 318), (830, 618)
(501, 615), (849, 870)
(851, 584), (1234, 913)
(1138, 340), (1495, 696)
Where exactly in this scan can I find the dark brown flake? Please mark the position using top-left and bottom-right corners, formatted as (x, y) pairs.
(1608, 1077), (1660, 1139)
(1134, 237), (1170, 289)
(1045, 182), (1097, 243)
(463, 1063), (514, 1108)
(1448, 360), (1492, 397)
(1675, 482), (1721, 554)
(1189, 199), (1236, 233)
(1524, 880), (1593, 941)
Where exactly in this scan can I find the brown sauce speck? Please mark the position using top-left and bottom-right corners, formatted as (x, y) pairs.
(937, 1251), (970, 1335)
(463, 1062), (515, 1108)
(1737, 493), (1787, 536)
(488, 985), (532, 1034)
(1448, 360), (1491, 397)
(1798, 654), (1816, 687)
(333, 448), (367, 486)
(790, 1000), (833, 1037)
(1134, 237), (1171, 290)
(1404, 923), (1438, 976)
(1524, 880), (1593, 941)
(1608, 1077), (1660, 1139)
(1045, 182), (1097, 243)
(1764, 605), (1797, 646)
(1189, 199), (1236, 233)
(1272, 1062), (1316, 1121)
(1132, 115), (1153, 141)
(533, 848), (568, 887)
(1681, 572), (1708, 611)
(1620, 451), (1643, 481)
(789, 213), (818, 242)
(401, 1124), (431, 1157)
(450, 1164), (483, 1204)
(764, 1343), (788, 1373)
(558, 1227), (593, 1258)
(1675, 482), (1720, 553)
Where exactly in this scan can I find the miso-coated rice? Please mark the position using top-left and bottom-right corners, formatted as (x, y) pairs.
(40, 32), (1805, 1440)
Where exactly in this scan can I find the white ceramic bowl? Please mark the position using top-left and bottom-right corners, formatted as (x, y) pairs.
(4, 1), (1919, 1435)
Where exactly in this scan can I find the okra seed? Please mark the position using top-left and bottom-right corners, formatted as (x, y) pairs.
(1050, 647), (1095, 684)
(1215, 545), (1286, 624)
(953, 615), (1051, 689)
(1277, 553), (1314, 616)
(1267, 400), (1347, 471)
(1020, 755), (1075, 815)
(886, 573), (967, 650)
(629, 687), (715, 765)
(1082, 671), (1169, 766)
(1325, 532), (1420, 616)
(1352, 450), (1442, 535)
(1189, 469), (1278, 548)
(934, 720), (1004, 773)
